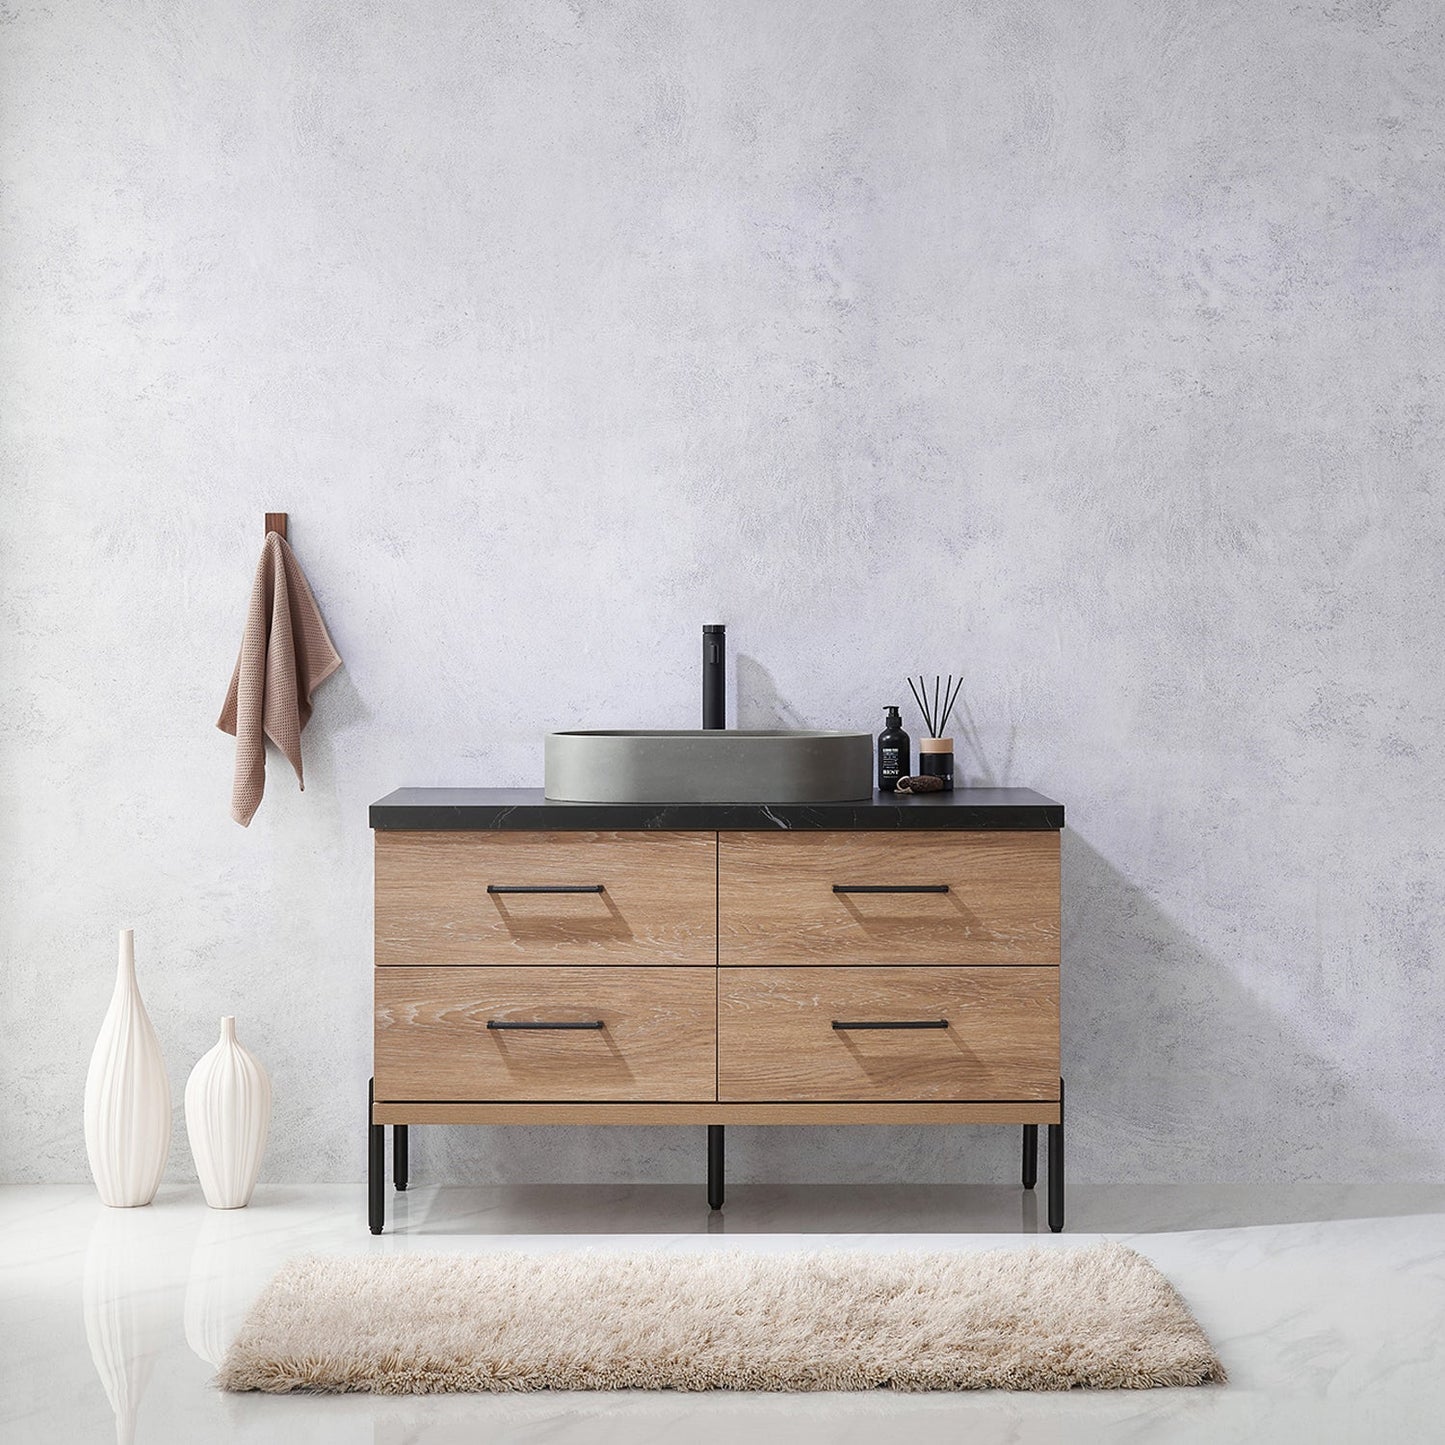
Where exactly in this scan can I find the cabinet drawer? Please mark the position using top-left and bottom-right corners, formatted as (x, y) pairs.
(719, 832), (1058, 966)
(376, 831), (716, 967)
(718, 967), (1058, 1102)
(375, 966), (716, 1102)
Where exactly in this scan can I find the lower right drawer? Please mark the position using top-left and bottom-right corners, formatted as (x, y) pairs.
(718, 966), (1059, 1102)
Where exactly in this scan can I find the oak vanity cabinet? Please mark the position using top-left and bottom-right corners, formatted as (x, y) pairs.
(369, 789), (1065, 1234)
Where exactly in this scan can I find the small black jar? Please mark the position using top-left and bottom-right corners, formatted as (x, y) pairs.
(918, 737), (954, 790)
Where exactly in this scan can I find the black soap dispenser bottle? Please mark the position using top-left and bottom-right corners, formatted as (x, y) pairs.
(877, 706), (910, 792)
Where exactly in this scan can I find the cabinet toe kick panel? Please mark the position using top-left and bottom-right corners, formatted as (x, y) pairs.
(369, 791), (1067, 1233)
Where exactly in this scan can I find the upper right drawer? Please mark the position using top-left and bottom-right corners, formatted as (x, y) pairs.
(719, 831), (1059, 967)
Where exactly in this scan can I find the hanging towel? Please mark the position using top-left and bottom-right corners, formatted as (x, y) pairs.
(217, 531), (342, 826)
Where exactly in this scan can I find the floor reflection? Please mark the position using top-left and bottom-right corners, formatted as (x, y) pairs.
(184, 1210), (261, 1368)
(82, 1209), (167, 1445)
(388, 1182), (1047, 1236)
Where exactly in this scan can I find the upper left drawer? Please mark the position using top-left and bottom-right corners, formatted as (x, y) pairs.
(375, 831), (717, 967)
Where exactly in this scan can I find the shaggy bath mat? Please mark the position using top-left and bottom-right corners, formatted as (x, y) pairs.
(218, 1242), (1224, 1393)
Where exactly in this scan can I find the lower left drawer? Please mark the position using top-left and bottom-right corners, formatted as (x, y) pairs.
(375, 966), (717, 1102)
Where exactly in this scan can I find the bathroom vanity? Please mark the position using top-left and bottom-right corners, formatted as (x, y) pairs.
(368, 787), (1066, 1231)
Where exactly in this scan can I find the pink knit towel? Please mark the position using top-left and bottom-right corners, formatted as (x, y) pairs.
(217, 532), (342, 826)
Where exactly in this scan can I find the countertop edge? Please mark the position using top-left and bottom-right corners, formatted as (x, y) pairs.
(368, 788), (1065, 832)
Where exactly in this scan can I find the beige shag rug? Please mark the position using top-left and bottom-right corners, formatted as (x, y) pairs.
(218, 1242), (1224, 1394)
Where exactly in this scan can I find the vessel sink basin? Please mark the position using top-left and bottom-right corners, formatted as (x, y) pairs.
(544, 730), (873, 804)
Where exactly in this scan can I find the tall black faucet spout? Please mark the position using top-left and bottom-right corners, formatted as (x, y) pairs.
(703, 625), (726, 730)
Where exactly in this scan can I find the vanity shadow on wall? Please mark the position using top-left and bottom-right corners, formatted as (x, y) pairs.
(366, 785), (1066, 1232)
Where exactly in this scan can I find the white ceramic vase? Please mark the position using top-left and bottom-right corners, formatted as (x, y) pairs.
(185, 1016), (271, 1209)
(84, 929), (172, 1208)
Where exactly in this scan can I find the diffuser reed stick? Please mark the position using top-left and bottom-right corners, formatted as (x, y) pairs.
(908, 674), (963, 738)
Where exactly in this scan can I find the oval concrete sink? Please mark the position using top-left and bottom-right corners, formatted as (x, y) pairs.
(544, 730), (873, 804)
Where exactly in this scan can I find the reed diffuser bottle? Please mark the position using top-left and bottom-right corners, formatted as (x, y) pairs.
(908, 674), (962, 792)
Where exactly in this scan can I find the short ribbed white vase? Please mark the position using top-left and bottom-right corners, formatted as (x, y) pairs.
(84, 929), (172, 1208)
(185, 1016), (271, 1209)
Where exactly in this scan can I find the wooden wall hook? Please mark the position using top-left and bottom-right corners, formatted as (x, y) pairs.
(265, 513), (288, 540)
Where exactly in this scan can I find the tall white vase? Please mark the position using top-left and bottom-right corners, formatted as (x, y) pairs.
(84, 929), (171, 1208)
(185, 1016), (271, 1209)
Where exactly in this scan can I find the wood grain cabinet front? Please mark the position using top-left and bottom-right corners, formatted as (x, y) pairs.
(367, 791), (1070, 1233)
(375, 966), (717, 1102)
(718, 832), (1060, 967)
(375, 831), (717, 968)
(718, 966), (1059, 1102)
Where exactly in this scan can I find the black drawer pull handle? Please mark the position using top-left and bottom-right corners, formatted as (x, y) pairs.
(832, 1019), (949, 1030)
(486, 1020), (605, 1031)
(487, 884), (606, 894)
(831, 884), (949, 894)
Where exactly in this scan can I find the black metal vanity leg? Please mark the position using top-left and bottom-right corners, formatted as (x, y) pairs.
(368, 1078), (385, 1235)
(1022, 1124), (1038, 1190)
(707, 1125), (725, 1211)
(394, 1124), (409, 1191)
(1047, 1079), (1065, 1233)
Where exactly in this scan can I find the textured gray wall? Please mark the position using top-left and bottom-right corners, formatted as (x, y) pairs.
(2, 0), (1443, 1187)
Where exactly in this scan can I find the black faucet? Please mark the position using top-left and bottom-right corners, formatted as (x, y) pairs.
(703, 624), (725, 730)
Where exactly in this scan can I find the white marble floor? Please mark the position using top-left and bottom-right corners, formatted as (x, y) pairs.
(2, 1182), (1442, 1444)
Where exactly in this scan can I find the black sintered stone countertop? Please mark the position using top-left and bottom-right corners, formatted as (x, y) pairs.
(369, 788), (1064, 831)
